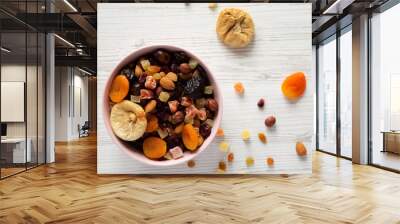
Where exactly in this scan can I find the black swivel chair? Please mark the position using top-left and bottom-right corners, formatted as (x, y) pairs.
(79, 121), (90, 138)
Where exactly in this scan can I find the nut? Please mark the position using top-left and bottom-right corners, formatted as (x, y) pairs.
(145, 76), (157, 89)
(168, 100), (179, 113)
(207, 99), (218, 111)
(171, 111), (184, 124)
(185, 105), (198, 122)
(160, 77), (175, 90)
(195, 98), (207, 108)
(265, 115), (276, 127)
(165, 72), (178, 82)
(179, 63), (191, 74)
(144, 100), (157, 113)
(181, 96), (192, 107)
(140, 89), (153, 99)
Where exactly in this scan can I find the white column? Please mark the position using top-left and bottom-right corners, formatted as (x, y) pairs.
(352, 14), (369, 164)
(46, 33), (55, 163)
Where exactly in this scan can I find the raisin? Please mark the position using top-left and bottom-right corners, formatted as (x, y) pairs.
(166, 135), (180, 148)
(199, 123), (211, 138)
(153, 50), (171, 65)
(130, 83), (141, 96)
(184, 74), (205, 99)
(173, 51), (189, 64)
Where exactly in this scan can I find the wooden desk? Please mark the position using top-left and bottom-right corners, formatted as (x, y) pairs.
(381, 131), (400, 154)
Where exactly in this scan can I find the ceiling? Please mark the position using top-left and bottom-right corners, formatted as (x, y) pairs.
(0, 0), (394, 74)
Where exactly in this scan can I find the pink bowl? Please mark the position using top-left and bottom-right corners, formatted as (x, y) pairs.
(103, 45), (223, 166)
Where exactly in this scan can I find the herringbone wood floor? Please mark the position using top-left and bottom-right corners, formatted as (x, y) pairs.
(1, 135), (400, 224)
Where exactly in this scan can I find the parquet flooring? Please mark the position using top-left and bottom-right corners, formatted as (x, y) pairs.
(1, 135), (400, 224)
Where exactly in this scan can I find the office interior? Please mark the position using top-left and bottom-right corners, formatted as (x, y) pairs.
(0, 0), (400, 223)
(0, 0), (398, 178)
(0, 0), (399, 222)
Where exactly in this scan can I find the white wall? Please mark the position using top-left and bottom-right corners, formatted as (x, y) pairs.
(54, 66), (89, 141)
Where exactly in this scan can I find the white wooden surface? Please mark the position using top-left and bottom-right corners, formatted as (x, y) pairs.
(97, 3), (313, 174)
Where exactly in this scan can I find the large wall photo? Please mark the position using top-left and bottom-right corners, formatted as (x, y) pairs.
(97, 3), (313, 174)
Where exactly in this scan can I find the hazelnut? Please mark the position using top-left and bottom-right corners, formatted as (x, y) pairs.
(206, 99), (218, 112)
(264, 116), (276, 127)
(179, 63), (191, 74)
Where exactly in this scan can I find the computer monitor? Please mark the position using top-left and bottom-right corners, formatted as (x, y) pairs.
(1, 123), (7, 137)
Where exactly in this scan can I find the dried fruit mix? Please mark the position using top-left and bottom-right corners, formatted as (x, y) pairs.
(108, 49), (218, 160)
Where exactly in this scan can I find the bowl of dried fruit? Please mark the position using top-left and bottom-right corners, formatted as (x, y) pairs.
(103, 45), (222, 166)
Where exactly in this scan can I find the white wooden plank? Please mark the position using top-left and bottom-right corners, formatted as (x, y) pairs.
(97, 3), (313, 174)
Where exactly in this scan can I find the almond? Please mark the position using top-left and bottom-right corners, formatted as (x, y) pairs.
(160, 77), (175, 90)
(145, 100), (157, 113)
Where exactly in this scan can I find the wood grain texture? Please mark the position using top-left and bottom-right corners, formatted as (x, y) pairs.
(97, 3), (313, 174)
(1, 136), (400, 223)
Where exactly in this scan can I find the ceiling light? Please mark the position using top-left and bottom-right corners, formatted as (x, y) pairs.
(63, 0), (78, 12)
(54, 34), (75, 48)
(78, 67), (93, 76)
(1, 47), (11, 53)
(323, 0), (355, 15)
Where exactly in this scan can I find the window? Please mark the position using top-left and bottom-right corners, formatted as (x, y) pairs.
(339, 28), (352, 158)
(370, 3), (400, 171)
(317, 36), (337, 154)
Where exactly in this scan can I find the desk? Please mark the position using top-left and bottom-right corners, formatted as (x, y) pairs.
(381, 131), (400, 154)
(1, 138), (31, 163)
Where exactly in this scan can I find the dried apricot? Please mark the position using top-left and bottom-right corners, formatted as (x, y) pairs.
(227, 152), (234, 162)
(182, 124), (199, 151)
(109, 75), (129, 103)
(266, 157), (274, 166)
(281, 72), (306, 100)
(296, 142), (307, 156)
(143, 137), (167, 159)
(146, 115), (158, 132)
(258, 133), (267, 143)
(234, 82), (244, 94)
(216, 128), (224, 137)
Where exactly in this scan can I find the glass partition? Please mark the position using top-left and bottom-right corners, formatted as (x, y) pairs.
(1, 31), (28, 177)
(0, 2), (46, 179)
